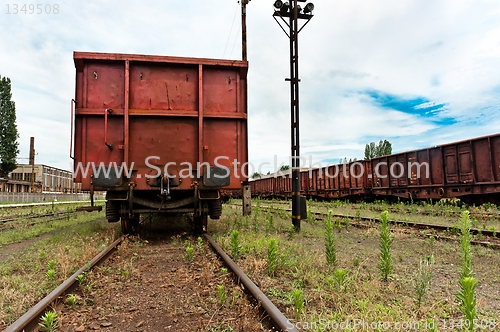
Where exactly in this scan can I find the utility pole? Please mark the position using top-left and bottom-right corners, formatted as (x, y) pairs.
(241, 0), (250, 61)
(273, 0), (314, 231)
(241, 0), (252, 217)
(29, 137), (35, 193)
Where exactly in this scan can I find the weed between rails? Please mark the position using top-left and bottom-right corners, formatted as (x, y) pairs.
(379, 211), (393, 282)
(38, 310), (59, 332)
(456, 211), (478, 331)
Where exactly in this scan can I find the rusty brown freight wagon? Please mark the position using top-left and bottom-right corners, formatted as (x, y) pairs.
(251, 133), (500, 204)
(72, 52), (249, 233)
(368, 133), (500, 202)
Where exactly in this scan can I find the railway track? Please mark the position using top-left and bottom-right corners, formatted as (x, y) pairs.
(4, 236), (125, 332)
(0, 204), (104, 232)
(0, 200), (101, 210)
(0, 201), (104, 221)
(241, 204), (500, 250)
(1, 211), (76, 224)
(252, 199), (499, 219)
(5, 233), (298, 332)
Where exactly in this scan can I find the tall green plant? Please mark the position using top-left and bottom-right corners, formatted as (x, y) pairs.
(413, 256), (434, 308)
(324, 210), (336, 266)
(253, 206), (261, 232)
(265, 210), (275, 234)
(456, 211), (477, 330)
(267, 238), (279, 276)
(292, 289), (305, 320)
(378, 211), (393, 282)
(217, 284), (227, 307)
(459, 211), (473, 279)
(185, 246), (194, 264)
(457, 277), (478, 330)
(39, 311), (59, 332)
(333, 268), (349, 290)
(229, 230), (241, 260)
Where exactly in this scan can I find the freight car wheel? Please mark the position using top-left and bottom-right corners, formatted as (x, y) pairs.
(129, 216), (140, 233)
(121, 218), (130, 235)
(194, 214), (208, 234)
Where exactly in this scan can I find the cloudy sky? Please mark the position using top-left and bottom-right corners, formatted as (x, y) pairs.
(1, 0), (499, 173)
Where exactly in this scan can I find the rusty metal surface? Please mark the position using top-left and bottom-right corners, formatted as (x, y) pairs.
(73, 52), (248, 192)
(251, 133), (500, 202)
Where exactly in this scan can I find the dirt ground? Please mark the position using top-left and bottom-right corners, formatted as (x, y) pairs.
(58, 233), (271, 332)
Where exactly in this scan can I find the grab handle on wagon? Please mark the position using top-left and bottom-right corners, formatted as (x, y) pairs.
(104, 108), (113, 150)
(70, 99), (75, 160)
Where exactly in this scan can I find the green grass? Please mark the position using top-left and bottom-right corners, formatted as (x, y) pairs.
(0, 217), (118, 325)
(211, 199), (500, 330)
(0, 206), (105, 246)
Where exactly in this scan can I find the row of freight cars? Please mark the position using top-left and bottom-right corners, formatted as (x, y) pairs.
(251, 133), (500, 204)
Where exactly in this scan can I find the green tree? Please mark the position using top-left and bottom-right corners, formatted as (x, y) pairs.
(364, 140), (392, 160)
(0, 75), (19, 174)
(376, 139), (392, 157)
(252, 172), (262, 179)
(364, 142), (377, 160)
(279, 165), (290, 171)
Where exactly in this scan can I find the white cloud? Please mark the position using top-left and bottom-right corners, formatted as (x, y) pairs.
(0, 0), (499, 172)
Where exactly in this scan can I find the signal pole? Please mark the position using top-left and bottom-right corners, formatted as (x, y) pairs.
(273, 0), (314, 231)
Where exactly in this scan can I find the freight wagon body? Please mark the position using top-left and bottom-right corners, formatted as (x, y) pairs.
(368, 133), (500, 202)
(72, 52), (248, 232)
(251, 133), (500, 204)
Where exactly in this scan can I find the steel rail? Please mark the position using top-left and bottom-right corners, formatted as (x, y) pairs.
(5, 236), (125, 332)
(320, 211), (499, 238)
(204, 234), (298, 332)
(0, 200), (102, 210)
(0, 215), (73, 232)
(253, 204), (500, 239)
(237, 204), (500, 249)
(0, 211), (74, 224)
(251, 199), (499, 218)
(318, 211), (500, 249)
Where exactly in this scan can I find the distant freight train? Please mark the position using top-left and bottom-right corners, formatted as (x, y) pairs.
(72, 52), (249, 233)
(251, 133), (500, 204)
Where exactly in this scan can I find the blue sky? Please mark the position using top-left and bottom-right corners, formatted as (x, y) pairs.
(0, 0), (499, 173)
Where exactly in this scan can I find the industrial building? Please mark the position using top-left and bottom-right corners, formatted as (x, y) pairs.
(3, 164), (81, 193)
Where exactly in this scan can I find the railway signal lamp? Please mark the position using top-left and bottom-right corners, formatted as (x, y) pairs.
(274, 0), (283, 9)
(281, 3), (290, 14)
(272, 0), (314, 232)
(274, 1), (290, 15)
(303, 3), (314, 14)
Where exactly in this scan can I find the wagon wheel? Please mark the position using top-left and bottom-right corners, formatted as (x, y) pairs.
(121, 215), (139, 235)
(194, 213), (208, 234)
(129, 215), (140, 233)
(121, 218), (130, 235)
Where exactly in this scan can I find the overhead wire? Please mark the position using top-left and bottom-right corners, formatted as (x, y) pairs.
(223, 1), (240, 58)
(229, 22), (242, 59)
